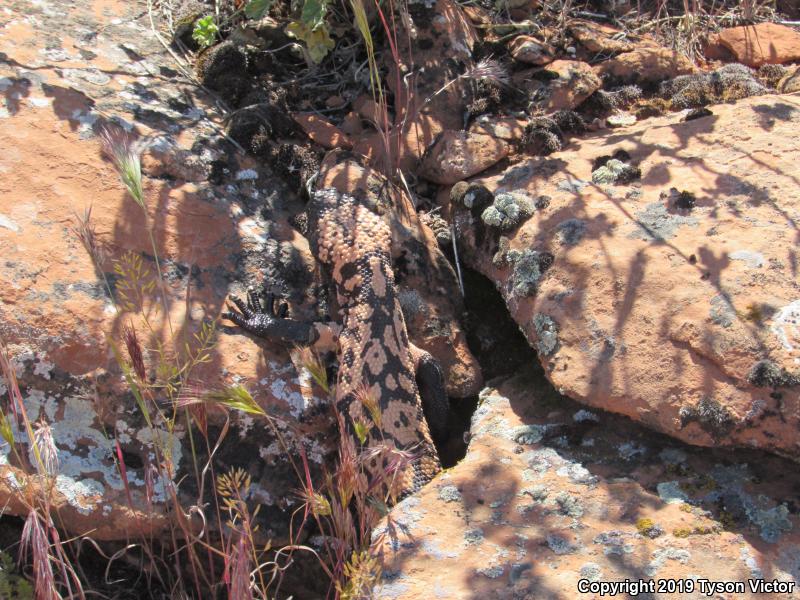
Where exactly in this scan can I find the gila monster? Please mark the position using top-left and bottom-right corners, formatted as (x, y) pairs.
(224, 188), (448, 496)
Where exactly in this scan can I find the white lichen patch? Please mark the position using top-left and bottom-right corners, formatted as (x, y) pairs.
(264, 359), (326, 419)
(770, 300), (800, 361)
(235, 169), (259, 180)
(0, 390), (183, 513)
(0, 213), (20, 232)
(656, 481), (689, 504)
(729, 249), (766, 268)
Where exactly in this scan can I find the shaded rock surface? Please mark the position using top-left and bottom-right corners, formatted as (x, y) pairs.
(0, 0), (340, 542)
(0, 0), (475, 546)
(374, 370), (800, 598)
(454, 95), (800, 460)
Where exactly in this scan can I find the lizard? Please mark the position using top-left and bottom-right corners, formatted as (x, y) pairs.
(224, 187), (449, 497)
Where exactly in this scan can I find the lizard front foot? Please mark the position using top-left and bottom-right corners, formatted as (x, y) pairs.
(224, 290), (315, 345)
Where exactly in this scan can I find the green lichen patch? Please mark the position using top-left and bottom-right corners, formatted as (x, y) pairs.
(507, 249), (554, 297)
(556, 218), (586, 245)
(532, 313), (559, 356)
(591, 158), (641, 185)
(481, 192), (536, 230)
(628, 200), (698, 241)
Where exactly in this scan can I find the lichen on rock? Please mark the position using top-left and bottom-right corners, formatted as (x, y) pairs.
(481, 192), (536, 230)
(532, 313), (559, 356)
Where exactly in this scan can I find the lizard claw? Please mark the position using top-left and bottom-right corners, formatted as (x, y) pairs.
(227, 295), (253, 318)
(223, 290), (304, 342)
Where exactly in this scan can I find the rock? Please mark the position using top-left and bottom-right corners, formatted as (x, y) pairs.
(453, 95), (800, 460)
(316, 151), (483, 398)
(508, 35), (555, 65)
(374, 373), (800, 598)
(141, 137), (212, 182)
(419, 130), (510, 184)
(292, 113), (352, 149)
(713, 23), (800, 67)
(339, 111), (364, 136)
(469, 115), (528, 141)
(779, 65), (800, 93)
(569, 20), (633, 54)
(324, 95), (346, 109)
(0, 0), (333, 544)
(594, 47), (695, 83)
(353, 94), (385, 126)
(534, 60), (602, 111)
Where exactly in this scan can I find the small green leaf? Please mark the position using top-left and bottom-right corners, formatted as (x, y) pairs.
(300, 0), (329, 30)
(192, 15), (219, 49)
(245, 0), (274, 19)
(353, 420), (368, 445)
(0, 412), (14, 446)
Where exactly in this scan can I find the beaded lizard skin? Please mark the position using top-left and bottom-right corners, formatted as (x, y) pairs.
(224, 188), (448, 496)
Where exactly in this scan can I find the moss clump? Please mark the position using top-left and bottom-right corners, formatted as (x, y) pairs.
(757, 64), (789, 88)
(748, 360), (800, 388)
(680, 474), (717, 495)
(665, 462), (690, 477)
(196, 41), (250, 105)
(670, 189), (696, 211)
(692, 524), (720, 535)
(267, 143), (320, 193)
(633, 97), (672, 119)
(661, 64), (769, 109)
(451, 182), (493, 217)
(679, 397), (737, 440)
(467, 79), (505, 118)
(521, 117), (563, 155)
(552, 110), (586, 134)
(718, 510), (738, 530)
(584, 85), (643, 117)
(420, 211), (451, 248)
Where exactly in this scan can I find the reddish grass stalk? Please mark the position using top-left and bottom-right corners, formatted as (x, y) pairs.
(20, 510), (58, 600)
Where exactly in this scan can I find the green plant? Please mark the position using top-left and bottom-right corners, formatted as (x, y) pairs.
(192, 15), (219, 49)
(0, 550), (33, 599)
(286, 0), (335, 64)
